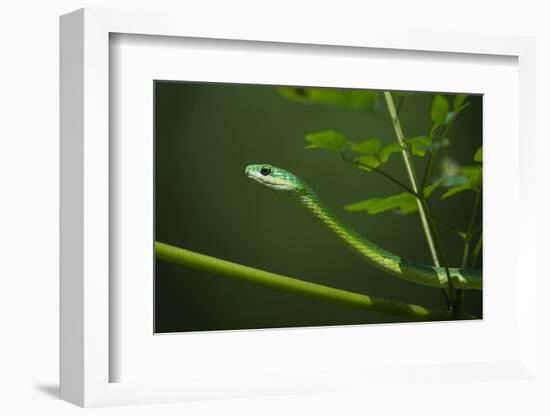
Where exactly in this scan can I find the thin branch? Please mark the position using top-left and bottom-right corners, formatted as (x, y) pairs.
(155, 241), (476, 321)
(430, 215), (466, 238)
(420, 151), (436, 191)
(341, 152), (419, 197)
(461, 191), (481, 268)
(396, 94), (405, 115)
(384, 92), (440, 267)
(371, 167), (419, 197)
(419, 199), (457, 307)
(455, 191), (481, 311)
(470, 235), (482, 269)
(352, 157), (467, 243)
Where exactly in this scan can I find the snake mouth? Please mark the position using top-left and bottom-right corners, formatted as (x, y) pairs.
(245, 167), (291, 191)
(246, 172), (269, 186)
(244, 166), (264, 184)
(245, 164), (297, 192)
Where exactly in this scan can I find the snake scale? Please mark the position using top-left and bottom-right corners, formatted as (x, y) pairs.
(245, 164), (482, 290)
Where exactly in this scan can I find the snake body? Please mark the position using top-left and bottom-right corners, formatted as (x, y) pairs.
(245, 164), (482, 290)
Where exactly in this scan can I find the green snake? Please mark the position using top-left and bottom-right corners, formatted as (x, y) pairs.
(245, 164), (482, 290)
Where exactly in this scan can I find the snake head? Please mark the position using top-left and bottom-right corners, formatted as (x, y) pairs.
(245, 164), (303, 192)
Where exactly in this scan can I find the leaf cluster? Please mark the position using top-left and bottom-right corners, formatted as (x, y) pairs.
(292, 91), (481, 215)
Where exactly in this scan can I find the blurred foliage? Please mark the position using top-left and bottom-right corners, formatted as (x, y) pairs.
(279, 87), (378, 111)
(344, 181), (440, 215)
(304, 130), (346, 151)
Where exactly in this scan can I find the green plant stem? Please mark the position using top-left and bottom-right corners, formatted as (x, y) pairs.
(456, 191), (481, 312)
(342, 153), (419, 196)
(371, 167), (419, 197)
(420, 151), (436, 191)
(155, 241), (474, 321)
(461, 191), (481, 268)
(384, 92), (456, 311)
(419, 200), (457, 309)
(430, 215), (466, 238)
(470, 235), (482, 268)
(396, 94), (405, 115)
(384, 92), (440, 267)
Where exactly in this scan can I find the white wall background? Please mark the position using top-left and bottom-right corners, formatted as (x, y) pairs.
(1, 1), (548, 414)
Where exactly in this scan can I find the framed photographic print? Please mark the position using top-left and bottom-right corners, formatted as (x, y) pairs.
(153, 80), (483, 334)
(60, 7), (539, 408)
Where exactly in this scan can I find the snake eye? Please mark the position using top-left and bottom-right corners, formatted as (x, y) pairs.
(260, 166), (271, 176)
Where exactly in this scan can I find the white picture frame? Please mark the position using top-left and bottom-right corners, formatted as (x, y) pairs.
(60, 7), (538, 408)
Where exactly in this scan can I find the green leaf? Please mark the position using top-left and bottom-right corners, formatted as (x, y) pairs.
(441, 184), (471, 199)
(354, 141), (405, 170)
(344, 198), (384, 213)
(423, 180), (441, 198)
(431, 94), (449, 125)
(345, 182), (440, 216)
(350, 138), (381, 155)
(406, 136), (432, 157)
(278, 87), (378, 110)
(355, 155), (380, 171)
(474, 146), (483, 162)
(345, 193), (417, 215)
(461, 165), (482, 188)
(304, 130), (346, 152)
(372, 194), (418, 215)
(378, 143), (404, 163)
(453, 94), (468, 112)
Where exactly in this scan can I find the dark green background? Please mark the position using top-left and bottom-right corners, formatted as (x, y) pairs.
(154, 82), (482, 333)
